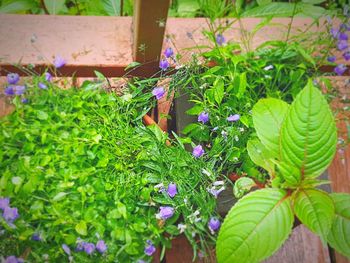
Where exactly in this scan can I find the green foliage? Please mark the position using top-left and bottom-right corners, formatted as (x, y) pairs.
(327, 193), (350, 259)
(217, 188), (293, 263)
(43, 0), (66, 14)
(0, 0), (37, 13)
(102, 0), (121, 16)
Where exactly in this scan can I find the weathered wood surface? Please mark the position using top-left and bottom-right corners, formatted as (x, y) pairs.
(0, 15), (346, 77)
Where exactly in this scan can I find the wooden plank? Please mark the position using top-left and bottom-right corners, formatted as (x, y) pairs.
(0, 15), (347, 77)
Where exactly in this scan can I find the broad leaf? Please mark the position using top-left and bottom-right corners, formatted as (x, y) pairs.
(257, 0), (272, 5)
(276, 161), (301, 187)
(280, 80), (337, 178)
(302, 0), (325, 4)
(217, 188), (293, 263)
(252, 98), (289, 157)
(43, 0), (66, 15)
(327, 193), (350, 259)
(242, 2), (301, 17)
(102, 0), (121, 16)
(214, 78), (225, 105)
(0, 0), (37, 13)
(247, 139), (274, 175)
(233, 177), (256, 198)
(75, 221), (87, 236)
(294, 189), (334, 243)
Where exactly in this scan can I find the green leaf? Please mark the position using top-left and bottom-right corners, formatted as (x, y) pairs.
(75, 221), (87, 236)
(294, 189), (334, 243)
(102, 0), (121, 16)
(236, 72), (247, 98)
(299, 3), (327, 18)
(242, 2), (301, 17)
(52, 192), (67, 201)
(124, 61), (141, 71)
(0, 0), (37, 13)
(233, 177), (256, 198)
(327, 193), (350, 259)
(280, 80), (337, 178)
(37, 110), (48, 120)
(276, 161), (301, 187)
(257, 0), (272, 5)
(216, 188), (293, 263)
(43, 0), (66, 15)
(252, 98), (289, 157)
(247, 139), (274, 175)
(301, 0), (325, 4)
(177, 0), (200, 17)
(186, 105), (203, 115)
(214, 78), (225, 105)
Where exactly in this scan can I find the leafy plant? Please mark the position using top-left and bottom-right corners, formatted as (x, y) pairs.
(216, 81), (350, 263)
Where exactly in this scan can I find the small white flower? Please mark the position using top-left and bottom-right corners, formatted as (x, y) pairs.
(194, 217), (202, 223)
(177, 223), (187, 233)
(234, 135), (239, 141)
(193, 210), (200, 217)
(263, 65), (274, 71)
(201, 169), (211, 177)
(213, 180), (224, 186)
(238, 127), (245, 132)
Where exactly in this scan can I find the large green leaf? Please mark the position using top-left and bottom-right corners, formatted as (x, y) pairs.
(216, 188), (293, 263)
(252, 98), (289, 158)
(102, 0), (121, 16)
(242, 2), (301, 17)
(276, 161), (301, 187)
(294, 189), (334, 243)
(43, 0), (66, 15)
(247, 139), (274, 175)
(327, 193), (350, 259)
(0, 0), (37, 13)
(280, 80), (337, 178)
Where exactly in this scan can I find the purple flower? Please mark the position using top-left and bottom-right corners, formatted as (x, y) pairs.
(198, 112), (209, 124)
(144, 240), (156, 256)
(227, 114), (240, 122)
(14, 86), (26, 95)
(84, 243), (95, 255)
(54, 55), (66, 69)
(45, 72), (52, 82)
(3, 207), (19, 223)
(207, 186), (225, 198)
(7, 73), (20, 85)
(159, 59), (169, 70)
(343, 51), (350, 61)
(62, 244), (71, 255)
(0, 197), (10, 210)
(157, 206), (174, 220)
(337, 40), (348, 51)
(21, 98), (29, 104)
(4, 86), (15, 96)
(327, 56), (336, 63)
(38, 82), (48, 89)
(32, 233), (42, 241)
(96, 240), (107, 253)
(192, 145), (204, 158)
(152, 87), (165, 100)
(4, 256), (22, 263)
(75, 240), (86, 252)
(339, 32), (348, 41)
(334, 64), (347, 76)
(330, 28), (339, 38)
(164, 47), (174, 58)
(167, 183), (177, 198)
(216, 34), (225, 46)
(208, 217), (221, 232)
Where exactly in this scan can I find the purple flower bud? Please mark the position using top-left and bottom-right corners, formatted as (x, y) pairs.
(21, 98), (29, 104)
(343, 51), (350, 61)
(164, 47), (174, 58)
(0, 197), (10, 210)
(76, 240), (86, 252)
(96, 240), (107, 253)
(334, 64), (347, 76)
(208, 217), (221, 232)
(157, 206), (174, 220)
(4, 86), (15, 96)
(62, 244), (71, 255)
(3, 207), (19, 223)
(167, 183), (177, 198)
(84, 243), (95, 255)
(339, 32), (348, 41)
(216, 34), (225, 46)
(7, 73), (20, 85)
(330, 28), (339, 38)
(227, 114), (240, 122)
(198, 112), (209, 124)
(32, 233), (42, 241)
(159, 59), (169, 71)
(327, 56), (336, 63)
(45, 72), (52, 82)
(152, 87), (165, 100)
(4, 256), (22, 263)
(38, 82), (48, 89)
(192, 145), (204, 158)
(144, 240), (156, 256)
(54, 55), (66, 69)
(14, 86), (26, 95)
(337, 40), (348, 51)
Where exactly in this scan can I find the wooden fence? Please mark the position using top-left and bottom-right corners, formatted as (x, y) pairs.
(0, 2), (349, 262)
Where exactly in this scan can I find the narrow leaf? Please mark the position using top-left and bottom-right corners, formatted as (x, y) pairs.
(280, 80), (337, 178)
(294, 189), (334, 243)
(327, 193), (350, 259)
(214, 78), (225, 105)
(252, 98), (289, 157)
(217, 188), (293, 263)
